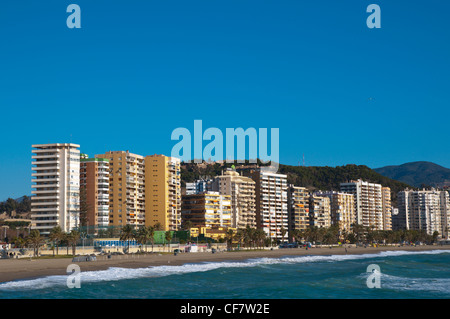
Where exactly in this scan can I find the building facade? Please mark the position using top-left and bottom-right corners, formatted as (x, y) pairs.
(287, 185), (310, 232)
(397, 189), (449, 237)
(95, 151), (145, 227)
(381, 187), (392, 231)
(31, 143), (81, 235)
(314, 191), (355, 232)
(181, 192), (232, 229)
(210, 169), (256, 229)
(183, 179), (213, 195)
(340, 179), (385, 230)
(80, 155), (110, 228)
(308, 195), (331, 228)
(243, 167), (288, 242)
(144, 154), (181, 231)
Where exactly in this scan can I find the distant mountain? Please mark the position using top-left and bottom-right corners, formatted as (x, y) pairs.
(374, 161), (450, 188)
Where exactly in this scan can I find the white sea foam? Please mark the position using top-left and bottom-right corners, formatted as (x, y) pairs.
(0, 249), (448, 291)
(380, 273), (450, 294)
(359, 271), (450, 294)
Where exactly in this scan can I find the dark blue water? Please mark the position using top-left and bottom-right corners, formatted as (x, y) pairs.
(1, 250), (449, 299)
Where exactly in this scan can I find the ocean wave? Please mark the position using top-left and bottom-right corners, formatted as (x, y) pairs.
(1, 249), (449, 291)
(360, 271), (450, 295)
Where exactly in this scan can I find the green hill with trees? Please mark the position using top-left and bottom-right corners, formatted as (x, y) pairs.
(180, 161), (412, 206)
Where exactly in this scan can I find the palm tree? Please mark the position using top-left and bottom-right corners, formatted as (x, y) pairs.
(254, 229), (266, 249)
(147, 225), (156, 252)
(351, 223), (366, 244)
(280, 226), (287, 243)
(432, 231), (440, 243)
(49, 226), (64, 256)
(120, 225), (135, 253)
(225, 228), (234, 251)
(68, 230), (80, 256)
(135, 226), (150, 252)
(244, 226), (255, 248)
(11, 236), (26, 251)
(291, 229), (303, 244)
(164, 231), (173, 252)
(26, 230), (45, 257)
(235, 229), (245, 250)
(182, 220), (193, 242)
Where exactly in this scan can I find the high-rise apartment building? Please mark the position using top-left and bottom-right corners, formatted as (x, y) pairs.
(381, 187), (392, 231)
(181, 192), (232, 229)
(308, 195), (331, 228)
(397, 189), (449, 237)
(340, 179), (385, 230)
(243, 167), (288, 242)
(31, 143), (81, 235)
(314, 191), (355, 232)
(210, 169), (256, 229)
(440, 191), (450, 239)
(80, 154), (110, 228)
(144, 154), (181, 231)
(287, 185), (309, 232)
(95, 151), (145, 227)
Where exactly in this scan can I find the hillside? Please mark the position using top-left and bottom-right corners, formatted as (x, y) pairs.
(278, 164), (411, 204)
(0, 196), (31, 218)
(374, 161), (450, 188)
(180, 162), (412, 205)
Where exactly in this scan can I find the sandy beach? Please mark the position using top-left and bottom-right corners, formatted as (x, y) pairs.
(1, 245), (449, 283)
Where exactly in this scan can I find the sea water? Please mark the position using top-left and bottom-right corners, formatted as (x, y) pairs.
(0, 250), (449, 299)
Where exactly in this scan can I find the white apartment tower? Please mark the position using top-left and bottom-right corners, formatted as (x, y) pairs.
(31, 143), (81, 235)
(210, 169), (256, 229)
(244, 166), (288, 242)
(397, 189), (449, 237)
(340, 179), (386, 230)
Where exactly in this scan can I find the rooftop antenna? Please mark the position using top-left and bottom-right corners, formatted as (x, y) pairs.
(303, 154), (305, 166)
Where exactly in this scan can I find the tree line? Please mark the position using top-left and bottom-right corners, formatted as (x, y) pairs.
(9, 227), (81, 257)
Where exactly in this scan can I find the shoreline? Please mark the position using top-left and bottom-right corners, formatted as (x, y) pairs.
(1, 245), (449, 284)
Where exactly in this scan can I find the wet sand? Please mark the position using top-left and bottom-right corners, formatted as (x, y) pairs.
(1, 245), (449, 283)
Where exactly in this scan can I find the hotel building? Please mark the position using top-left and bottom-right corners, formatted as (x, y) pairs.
(181, 192), (232, 229)
(144, 154), (181, 231)
(287, 185), (310, 232)
(95, 151), (145, 227)
(31, 143), (81, 235)
(243, 167), (288, 242)
(210, 169), (256, 229)
(80, 154), (110, 228)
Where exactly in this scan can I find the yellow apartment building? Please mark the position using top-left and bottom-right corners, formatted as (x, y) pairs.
(182, 192), (232, 229)
(144, 154), (181, 231)
(95, 151), (145, 227)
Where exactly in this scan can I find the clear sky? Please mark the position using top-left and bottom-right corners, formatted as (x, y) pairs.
(0, 0), (449, 200)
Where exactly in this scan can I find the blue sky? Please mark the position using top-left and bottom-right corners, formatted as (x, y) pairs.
(0, 0), (449, 200)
